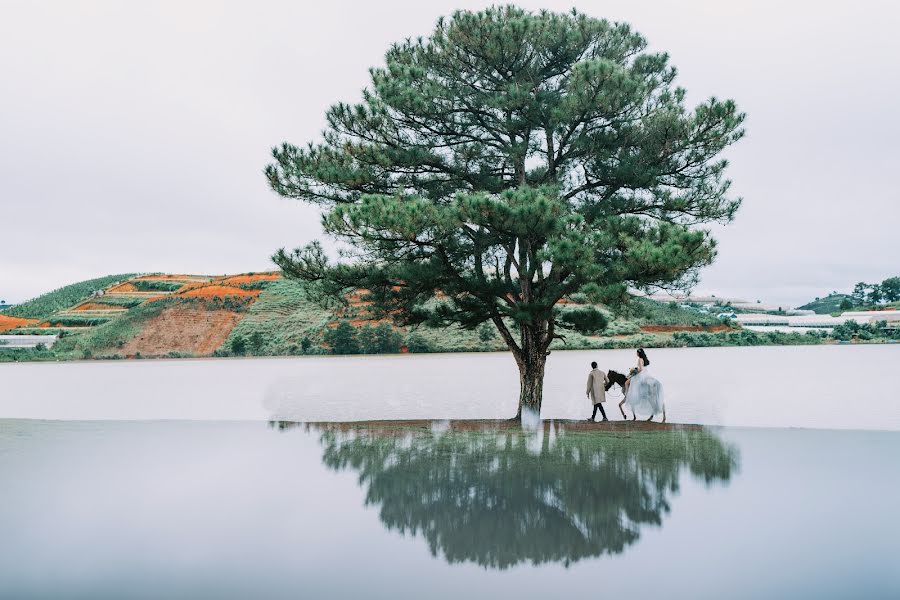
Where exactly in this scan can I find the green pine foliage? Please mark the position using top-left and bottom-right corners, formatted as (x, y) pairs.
(266, 6), (745, 413)
(324, 321), (361, 355)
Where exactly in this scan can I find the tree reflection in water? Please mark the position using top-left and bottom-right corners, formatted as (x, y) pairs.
(274, 421), (739, 569)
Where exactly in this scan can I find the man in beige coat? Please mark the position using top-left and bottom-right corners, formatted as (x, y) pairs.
(586, 361), (609, 422)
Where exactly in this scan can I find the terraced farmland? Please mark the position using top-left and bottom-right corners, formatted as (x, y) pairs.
(3, 271), (742, 360)
(3, 272), (279, 357)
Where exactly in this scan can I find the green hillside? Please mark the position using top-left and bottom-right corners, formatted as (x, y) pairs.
(6, 274), (136, 319)
(797, 293), (854, 314)
(8, 272), (858, 363)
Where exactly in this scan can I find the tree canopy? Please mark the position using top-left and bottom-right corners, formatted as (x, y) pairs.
(266, 6), (744, 413)
(852, 277), (900, 306)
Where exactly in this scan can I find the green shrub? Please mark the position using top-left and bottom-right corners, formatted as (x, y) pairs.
(91, 296), (146, 308)
(248, 331), (265, 353)
(324, 321), (360, 354)
(617, 296), (722, 327)
(478, 323), (495, 342)
(604, 319), (641, 336)
(405, 332), (433, 353)
(236, 280), (274, 290)
(131, 280), (184, 292)
(358, 323), (402, 354)
(231, 335), (247, 355)
(44, 314), (115, 327)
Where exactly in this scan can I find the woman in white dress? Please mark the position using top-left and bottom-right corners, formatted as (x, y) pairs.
(620, 348), (666, 423)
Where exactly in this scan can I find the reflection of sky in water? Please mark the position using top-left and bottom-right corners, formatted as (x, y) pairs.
(0, 420), (897, 598)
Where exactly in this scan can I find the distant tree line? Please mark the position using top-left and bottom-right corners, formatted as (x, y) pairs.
(848, 276), (900, 308)
(831, 320), (900, 342)
(324, 321), (404, 355)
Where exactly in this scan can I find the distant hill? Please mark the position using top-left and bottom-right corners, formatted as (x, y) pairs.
(4, 274), (136, 320)
(3, 272), (731, 359)
(797, 293), (855, 314)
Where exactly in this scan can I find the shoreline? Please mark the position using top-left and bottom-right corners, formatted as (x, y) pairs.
(1, 336), (898, 365)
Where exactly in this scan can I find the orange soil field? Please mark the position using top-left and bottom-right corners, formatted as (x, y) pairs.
(133, 274), (208, 281)
(178, 285), (260, 298)
(217, 273), (280, 285)
(640, 324), (732, 333)
(73, 302), (128, 312)
(0, 315), (38, 331)
(343, 318), (392, 328)
(118, 304), (244, 356)
(107, 282), (138, 293)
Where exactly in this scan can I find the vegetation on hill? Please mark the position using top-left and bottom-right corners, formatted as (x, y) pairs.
(831, 320), (900, 342)
(5, 274), (136, 319)
(130, 279), (185, 292)
(797, 293), (855, 315)
(6, 271), (898, 364)
(799, 275), (900, 314)
(50, 296), (254, 359)
(220, 278), (332, 356)
(50, 298), (173, 359)
(850, 277), (900, 306)
(219, 278), (502, 356)
(87, 296), (147, 308)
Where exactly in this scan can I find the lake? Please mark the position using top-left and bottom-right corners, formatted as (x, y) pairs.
(2, 344), (899, 429)
(1, 345), (899, 598)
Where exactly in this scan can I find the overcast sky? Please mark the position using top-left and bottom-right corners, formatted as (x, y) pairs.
(2, 0), (898, 306)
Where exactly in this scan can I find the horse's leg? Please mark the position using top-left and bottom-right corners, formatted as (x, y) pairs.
(618, 399), (627, 419)
(662, 407), (666, 424)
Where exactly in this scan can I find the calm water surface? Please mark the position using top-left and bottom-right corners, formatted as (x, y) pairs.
(1, 345), (899, 598)
(2, 345), (899, 429)
(0, 420), (898, 599)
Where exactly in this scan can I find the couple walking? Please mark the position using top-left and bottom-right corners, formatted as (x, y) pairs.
(586, 348), (666, 423)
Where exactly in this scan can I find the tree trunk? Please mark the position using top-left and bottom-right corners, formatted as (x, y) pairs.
(514, 334), (548, 420)
(490, 318), (550, 421)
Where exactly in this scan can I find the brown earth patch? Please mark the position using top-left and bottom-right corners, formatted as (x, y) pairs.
(326, 317), (390, 328)
(133, 274), (209, 281)
(73, 302), (128, 312)
(217, 273), (280, 285)
(0, 314), (38, 331)
(177, 285), (259, 298)
(118, 304), (245, 356)
(108, 282), (138, 293)
(640, 324), (732, 333)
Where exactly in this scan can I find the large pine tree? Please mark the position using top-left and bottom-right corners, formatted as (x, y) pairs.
(266, 6), (745, 418)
